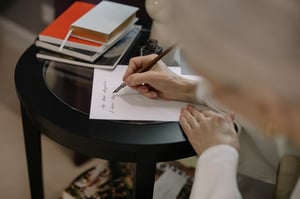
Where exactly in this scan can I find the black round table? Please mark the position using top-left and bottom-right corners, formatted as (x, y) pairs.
(14, 44), (195, 199)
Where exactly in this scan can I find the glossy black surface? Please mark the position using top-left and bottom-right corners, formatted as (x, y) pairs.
(15, 44), (195, 162)
(15, 34), (196, 199)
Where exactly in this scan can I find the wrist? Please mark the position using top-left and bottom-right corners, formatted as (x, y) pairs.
(180, 78), (199, 103)
(177, 78), (211, 104)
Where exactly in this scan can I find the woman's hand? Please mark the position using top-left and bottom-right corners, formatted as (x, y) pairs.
(179, 105), (239, 155)
(123, 54), (198, 102)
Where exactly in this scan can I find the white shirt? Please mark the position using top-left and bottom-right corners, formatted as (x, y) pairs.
(190, 145), (242, 199)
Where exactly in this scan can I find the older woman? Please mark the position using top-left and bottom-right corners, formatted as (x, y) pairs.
(124, 0), (300, 198)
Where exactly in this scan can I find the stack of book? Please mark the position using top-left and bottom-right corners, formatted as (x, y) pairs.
(35, 1), (141, 70)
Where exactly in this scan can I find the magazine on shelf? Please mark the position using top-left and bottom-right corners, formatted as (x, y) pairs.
(61, 160), (195, 199)
(36, 26), (141, 70)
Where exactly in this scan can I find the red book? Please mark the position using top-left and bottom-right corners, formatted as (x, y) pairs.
(38, 1), (105, 52)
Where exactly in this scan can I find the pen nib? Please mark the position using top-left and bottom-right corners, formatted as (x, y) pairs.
(112, 82), (126, 94)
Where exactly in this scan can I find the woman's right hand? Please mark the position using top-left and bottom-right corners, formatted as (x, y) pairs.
(123, 54), (199, 103)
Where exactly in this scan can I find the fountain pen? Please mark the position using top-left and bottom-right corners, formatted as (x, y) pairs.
(112, 44), (175, 94)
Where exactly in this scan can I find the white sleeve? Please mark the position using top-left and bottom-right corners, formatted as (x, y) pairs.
(291, 177), (300, 199)
(189, 145), (242, 199)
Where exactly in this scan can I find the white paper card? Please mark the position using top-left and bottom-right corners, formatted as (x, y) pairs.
(90, 65), (202, 121)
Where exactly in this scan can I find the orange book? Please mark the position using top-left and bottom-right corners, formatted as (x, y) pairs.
(38, 1), (106, 52)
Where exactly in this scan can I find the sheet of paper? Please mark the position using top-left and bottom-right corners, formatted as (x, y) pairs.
(89, 65), (202, 121)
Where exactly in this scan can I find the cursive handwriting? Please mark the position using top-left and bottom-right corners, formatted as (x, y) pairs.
(100, 80), (115, 114)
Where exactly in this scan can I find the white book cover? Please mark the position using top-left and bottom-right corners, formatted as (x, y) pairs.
(71, 1), (139, 44)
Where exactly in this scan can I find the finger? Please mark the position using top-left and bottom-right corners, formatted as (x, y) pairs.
(224, 114), (237, 130)
(123, 57), (141, 81)
(179, 109), (192, 131)
(125, 71), (163, 87)
(128, 85), (159, 99)
(123, 55), (157, 81)
(200, 109), (223, 118)
(180, 107), (200, 129)
(125, 73), (148, 87)
(186, 105), (207, 122)
(179, 116), (192, 136)
(229, 112), (235, 121)
(200, 109), (234, 124)
(180, 108), (202, 144)
(143, 91), (159, 99)
(201, 110), (235, 128)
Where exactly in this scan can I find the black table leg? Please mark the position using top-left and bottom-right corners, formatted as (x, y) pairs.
(134, 152), (156, 199)
(21, 106), (44, 199)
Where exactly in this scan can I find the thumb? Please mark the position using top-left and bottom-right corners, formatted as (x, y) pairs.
(124, 71), (158, 87)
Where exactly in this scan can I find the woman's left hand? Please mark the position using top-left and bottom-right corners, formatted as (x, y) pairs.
(179, 105), (239, 155)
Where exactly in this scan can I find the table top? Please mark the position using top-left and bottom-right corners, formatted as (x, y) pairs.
(14, 44), (195, 162)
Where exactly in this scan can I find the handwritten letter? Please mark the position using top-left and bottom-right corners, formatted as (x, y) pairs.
(99, 80), (115, 114)
(90, 65), (202, 121)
